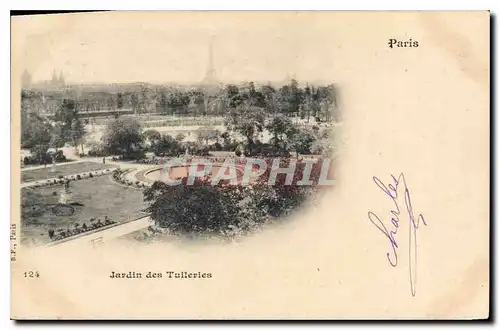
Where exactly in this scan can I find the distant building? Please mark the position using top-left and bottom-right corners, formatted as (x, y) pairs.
(34, 69), (66, 89)
(58, 71), (65, 87)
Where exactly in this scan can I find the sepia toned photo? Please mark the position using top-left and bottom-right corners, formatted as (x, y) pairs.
(11, 11), (489, 320)
(20, 44), (339, 247)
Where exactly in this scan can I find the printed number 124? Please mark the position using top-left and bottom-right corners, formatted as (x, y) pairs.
(24, 271), (40, 278)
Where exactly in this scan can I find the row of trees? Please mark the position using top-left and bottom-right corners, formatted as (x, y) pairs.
(21, 79), (336, 163)
(93, 111), (332, 160)
(22, 80), (339, 121)
(224, 105), (331, 157)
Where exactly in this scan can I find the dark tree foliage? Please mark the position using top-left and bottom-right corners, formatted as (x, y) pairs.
(116, 92), (124, 109)
(101, 117), (145, 159)
(144, 179), (241, 235)
(143, 156), (334, 237)
(22, 80), (338, 121)
(152, 134), (183, 156)
(251, 157), (333, 217)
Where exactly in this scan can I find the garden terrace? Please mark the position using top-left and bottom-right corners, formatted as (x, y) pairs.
(21, 175), (146, 246)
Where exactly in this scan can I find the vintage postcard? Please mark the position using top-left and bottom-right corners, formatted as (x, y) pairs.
(10, 11), (490, 319)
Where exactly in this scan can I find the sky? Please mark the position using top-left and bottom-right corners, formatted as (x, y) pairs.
(12, 12), (345, 85)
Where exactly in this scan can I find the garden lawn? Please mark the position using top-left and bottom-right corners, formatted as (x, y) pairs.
(21, 161), (115, 183)
(21, 175), (146, 246)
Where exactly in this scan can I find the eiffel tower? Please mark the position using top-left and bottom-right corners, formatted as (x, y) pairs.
(202, 41), (218, 86)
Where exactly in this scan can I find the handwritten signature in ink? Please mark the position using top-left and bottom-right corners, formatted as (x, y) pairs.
(368, 173), (427, 297)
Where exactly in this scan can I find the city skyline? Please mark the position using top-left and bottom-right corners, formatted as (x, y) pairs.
(21, 35), (305, 86)
(14, 12), (342, 86)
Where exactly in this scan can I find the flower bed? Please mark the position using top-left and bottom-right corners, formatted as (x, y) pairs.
(49, 217), (118, 241)
(28, 168), (117, 189)
(111, 169), (150, 189)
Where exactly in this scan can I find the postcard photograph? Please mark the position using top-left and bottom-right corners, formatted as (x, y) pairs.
(10, 11), (489, 320)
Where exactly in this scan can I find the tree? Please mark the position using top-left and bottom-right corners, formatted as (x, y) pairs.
(175, 133), (186, 142)
(101, 117), (144, 159)
(130, 93), (139, 114)
(152, 135), (182, 156)
(53, 99), (78, 137)
(143, 129), (162, 151)
(21, 113), (52, 149)
(116, 92), (124, 110)
(241, 82), (266, 108)
(207, 90), (228, 116)
(138, 85), (151, 113)
(71, 118), (86, 155)
(312, 127), (335, 156)
(224, 105), (265, 155)
(50, 98), (88, 157)
(144, 180), (242, 236)
(265, 115), (300, 154)
(107, 95), (117, 110)
(278, 79), (303, 116)
(143, 129), (161, 143)
(290, 129), (316, 155)
(157, 87), (168, 115)
(261, 84), (278, 114)
(187, 89), (206, 116)
(266, 115), (292, 142)
(167, 90), (190, 115)
(315, 84), (337, 122)
(253, 158), (326, 216)
(225, 84), (243, 109)
(30, 144), (51, 165)
(49, 123), (66, 152)
(196, 127), (218, 145)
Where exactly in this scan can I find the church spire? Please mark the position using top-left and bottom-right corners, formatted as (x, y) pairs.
(58, 71), (65, 86)
(51, 69), (58, 83)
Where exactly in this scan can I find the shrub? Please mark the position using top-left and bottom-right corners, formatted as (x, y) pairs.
(235, 150), (242, 157)
(54, 150), (66, 162)
(52, 191), (57, 196)
(58, 175), (64, 179)
(213, 142), (222, 151)
(53, 179), (58, 184)
(89, 173), (94, 178)
(77, 174), (81, 180)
